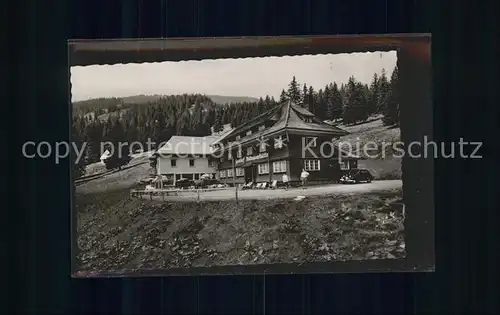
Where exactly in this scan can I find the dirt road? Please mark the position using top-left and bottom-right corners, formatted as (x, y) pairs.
(144, 180), (402, 202)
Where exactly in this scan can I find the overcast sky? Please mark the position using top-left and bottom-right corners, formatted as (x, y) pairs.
(70, 51), (397, 102)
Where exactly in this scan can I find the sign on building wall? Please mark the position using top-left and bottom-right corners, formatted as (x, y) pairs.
(235, 152), (269, 166)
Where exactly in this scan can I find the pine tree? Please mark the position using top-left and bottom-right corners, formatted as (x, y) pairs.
(176, 111), (191, 135)
(279, 89), (288, 103)
(213, 108), (224, 133)
(367, 73), (379, 115)
(355, 82), (369, 122)
(330, 83), (343, 120)
(107, 119), (126, 155)
(264, 95), (273, 110)
(307, 86), (315, 114)
(127, 117), (138, 143)
(376, 68), (390, 113)
(383, 66), (400, 126)
(302, 83), (308, 105)
(257, 97), (266, 114)
(343, 77), (369, 124)
(287, 76), (301, 104)
(192, 99), (203, 125)
(315, 89), (324, 119)
(323, 85), (334, 121)
(84, 122), (103, 164)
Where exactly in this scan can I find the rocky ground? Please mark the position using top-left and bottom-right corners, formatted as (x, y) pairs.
(76, 187), (405, 272)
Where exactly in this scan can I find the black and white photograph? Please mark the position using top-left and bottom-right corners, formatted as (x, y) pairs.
(69, 37), (429, 275)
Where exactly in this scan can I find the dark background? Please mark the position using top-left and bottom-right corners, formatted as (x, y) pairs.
(10, 0), (498, 313)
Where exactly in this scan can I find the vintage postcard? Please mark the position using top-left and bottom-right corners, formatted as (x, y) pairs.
(69, 35), (434, 276)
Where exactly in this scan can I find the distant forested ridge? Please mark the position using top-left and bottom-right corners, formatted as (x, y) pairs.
(71, 67), (399, 178)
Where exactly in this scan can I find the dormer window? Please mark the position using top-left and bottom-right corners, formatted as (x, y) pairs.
(236, 135), (241, 141)
(228, 151), (232, 160)
(246, 130), (252, 136)
(247, 147), (253, 156)
(258, 125), (266, 131)
(237, 148), (242, 159)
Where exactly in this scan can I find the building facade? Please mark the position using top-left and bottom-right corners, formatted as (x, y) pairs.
(155, 136), (218, 184)
(212, 100), (358, 186)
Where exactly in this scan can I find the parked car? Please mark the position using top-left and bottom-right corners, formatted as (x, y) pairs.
(340, 169), (374, 184)
(194, 178), (220, 189)
(175, 178), (195, 189)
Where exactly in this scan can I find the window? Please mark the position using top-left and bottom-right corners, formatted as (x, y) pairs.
(304, 137), (317, 147)
(208, 160), (215, 167)
(259, 125), (266, 131)
(273, 160), (287, 173)
(246, 130), (252, 136)
(228, 151), (233, 160)
(171, 159), (177, 167)
(247, 146), (253, 156)
(237, 148), (242, 159)
(304, 117), (313, 123)
(304, 159), (321, 171)
(220, 170), (226, 178)
(236, 135), (241, 141)
(258, 163), (269, 175)
(189, 159), (195, 167)
(341, 160), (349, 170)
(236, 168), (244, 177)
(227, 169), (234, 177)
(351, 160), (358, 169)
(274, 135), (283, 149)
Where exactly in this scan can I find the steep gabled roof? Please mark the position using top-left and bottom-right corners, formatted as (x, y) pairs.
(286, 102), (350, 134)
(157, 135), (219, 155)
(217, 103), (283, 142)
(215, 100), (349, 148)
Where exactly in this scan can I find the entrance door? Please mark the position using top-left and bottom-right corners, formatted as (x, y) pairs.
(244, 166), (253, 183)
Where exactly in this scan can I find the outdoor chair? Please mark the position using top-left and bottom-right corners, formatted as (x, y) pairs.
(260, 182), (268, 189)
(270, 180), (278, 189)
(255, 183), (263, 189)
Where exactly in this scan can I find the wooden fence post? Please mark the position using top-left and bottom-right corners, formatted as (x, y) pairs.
(232, 158), (238, 204)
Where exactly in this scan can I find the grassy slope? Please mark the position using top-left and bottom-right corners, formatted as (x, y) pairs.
(77, 152), (153, 194)
(334, 115), (401, 155)
(76, 188), (405, 271)
(334, 116), (402, 179)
